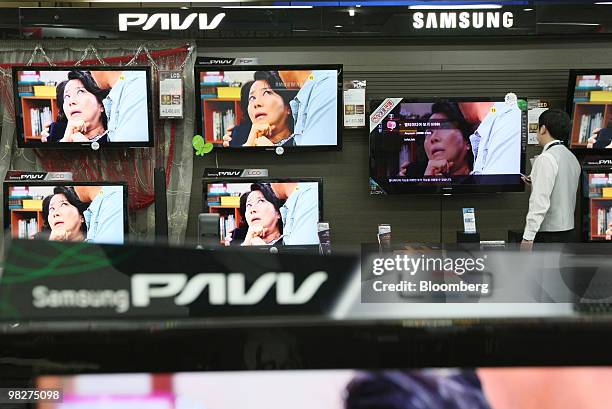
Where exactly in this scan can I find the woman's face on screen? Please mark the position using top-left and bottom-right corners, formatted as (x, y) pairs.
(247, 80), (290, 130)
(63, 79), (104, 127)
(48, 193), (83, 239)
(424, 112), (469, 164)
(245, 190), (280, 233)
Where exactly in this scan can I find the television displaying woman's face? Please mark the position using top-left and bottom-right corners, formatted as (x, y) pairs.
(424, 112), (469, 164)
(245, 190), (280, 232)
(63, 79), (104, 126)
(47, 193), (83, 238)
(247, 80), (289, 128)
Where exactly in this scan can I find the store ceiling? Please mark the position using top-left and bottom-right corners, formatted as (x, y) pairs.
(0, 2), (611, 40)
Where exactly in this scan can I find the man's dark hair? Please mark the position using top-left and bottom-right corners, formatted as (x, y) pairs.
(344, 370), (491, 409)
(538, 109), (571, 144)
(54, 80), (68, 122)
(42, 186), (89, 235)
(239, 80), (255, 124)
(238, 191), (249, 227)
(249, 182), (284, 234)
(67, 70), (110, 130)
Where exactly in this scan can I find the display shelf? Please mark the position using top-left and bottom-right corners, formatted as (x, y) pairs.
(20, 95), (59, 141)
(589, 197), (612, 241)
(10, 208), (44, 238)
(202, 98), (242, 144)
(207, 202), (243, 244)
(571, 102), (612, 147)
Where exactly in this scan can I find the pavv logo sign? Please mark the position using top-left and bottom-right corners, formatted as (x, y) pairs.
(119, 12), (226, 31)
(132, 271), (328, 307)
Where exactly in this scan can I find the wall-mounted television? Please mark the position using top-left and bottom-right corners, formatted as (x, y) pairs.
(37, 367), (612, 409)
(369, 98), (527, 194)
(194, 64), (342, 151)
(12, 66), (153, 149)
(202, 178), (322, 247)
(581, 160), (612, 242)
(567, 69), (612, 151)
(3, 181), (128, 244)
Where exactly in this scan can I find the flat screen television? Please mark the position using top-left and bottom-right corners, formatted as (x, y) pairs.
(566, 69), (612, 151)
(37, 367), (612, 409)
(12, 66), (154, 149)
(3, 181), (128, 244)
(581, 160), (612, 242)
(369, 98), (527, 194)
(202, 178), (322, 248)
(194, 64), (342, 151)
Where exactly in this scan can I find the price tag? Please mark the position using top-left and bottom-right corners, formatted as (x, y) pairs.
(159, 71), (184, 119)
(343, 80), (366, 128)
(527, 99), (549, 145)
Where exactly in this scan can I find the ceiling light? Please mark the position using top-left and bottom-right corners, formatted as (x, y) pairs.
(523, 8), (533, 11)
(348, 8), (355, 16)
(90, 0), (243, 2)
(334, 24), (343, 28)
(409, 4), (502, 10)
(537, 22), (600, 26)
(595, 2), (612, 4)
(223, 5), (313, 8)
(356, 4), (361, 7)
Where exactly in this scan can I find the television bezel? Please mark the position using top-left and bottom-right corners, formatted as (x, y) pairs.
(566, 69), (612, 153)
(12, 65), (154, 149)
(369, 97), (527, 195)
(3, 180), (129, 240)
(202, 177), (324, 249)
(194, 64), (343, 152)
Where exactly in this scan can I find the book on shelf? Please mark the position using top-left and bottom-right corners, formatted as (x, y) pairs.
(577, 75), (601, 89)
(590, 90), (612, 102)
(212, 109), (236, 141)
(29, 106), (53, 136)
(8, 194), (33, 209)
(220, 195), (240, 207)
(9, 186), (30, 197)
(578, 112), (604, 143)
(218, 214), (237, 242)
(596, 206), (612, 236)
(17, 217), (39, 239)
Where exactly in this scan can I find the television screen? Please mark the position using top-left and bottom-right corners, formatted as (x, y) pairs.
(202, 178), (322, 247)
(37, 367), (612, 409)
(194, 65), (342, 150)
(369, 98), (526, 194)
(12, 66), (153, 148)
(567, 70), (612, 150)
(3, 181), (127, 245)
(582, 167), (612, 242)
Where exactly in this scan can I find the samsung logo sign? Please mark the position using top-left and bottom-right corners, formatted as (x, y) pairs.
(413, 11), (514, 30)
(119, 13), (225, 31)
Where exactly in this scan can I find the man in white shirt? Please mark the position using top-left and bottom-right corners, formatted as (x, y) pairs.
(90, 71), (149, 143)
(522, 109), (581, 250)
(459, 101), (522, 175)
